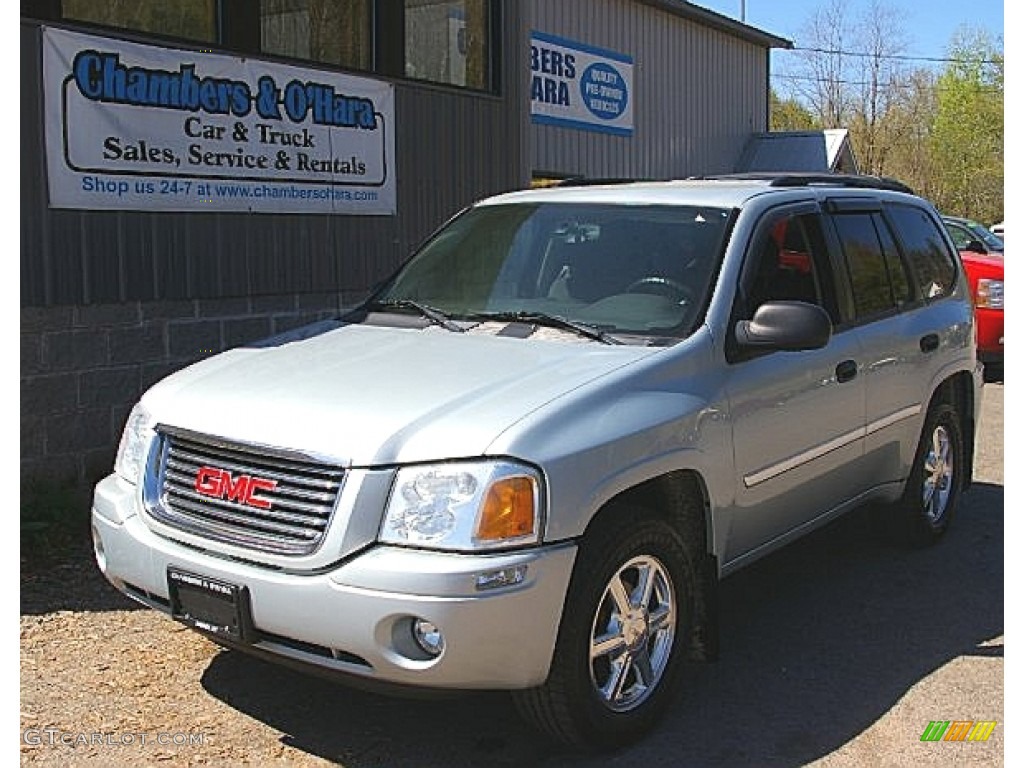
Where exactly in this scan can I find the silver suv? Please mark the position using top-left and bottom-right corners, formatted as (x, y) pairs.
(92, 174), (982, 749)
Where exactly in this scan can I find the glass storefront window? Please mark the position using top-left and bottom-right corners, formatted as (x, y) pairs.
(405, 0), (489, 89)
(62, 0), (218, 43)
(261, 0), (371, 70)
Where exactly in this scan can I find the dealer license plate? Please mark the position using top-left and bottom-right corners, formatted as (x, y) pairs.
(167, 568), (252, 642)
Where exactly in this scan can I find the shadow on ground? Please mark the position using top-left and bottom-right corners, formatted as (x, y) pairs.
(198, 481), (1003, 767)
(20, 537), (142, 615)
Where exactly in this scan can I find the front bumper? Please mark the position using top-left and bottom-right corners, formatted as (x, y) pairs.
(975, 308), (1003, 362)
(92, 474), (576, 690)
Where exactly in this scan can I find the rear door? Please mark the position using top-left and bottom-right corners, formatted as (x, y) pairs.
(837, 202), (970, 485)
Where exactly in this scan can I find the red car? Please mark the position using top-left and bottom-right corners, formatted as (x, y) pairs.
(959, 250), (1003, 381)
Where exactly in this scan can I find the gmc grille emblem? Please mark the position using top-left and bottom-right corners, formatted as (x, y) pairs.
(194, 466), (277, 509)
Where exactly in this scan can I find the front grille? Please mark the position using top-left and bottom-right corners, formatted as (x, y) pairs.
(146, 429), (345, 556)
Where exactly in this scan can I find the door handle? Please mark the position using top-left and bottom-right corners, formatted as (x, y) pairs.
(835, 359), (858, 383)
(920, 333), (940, 353)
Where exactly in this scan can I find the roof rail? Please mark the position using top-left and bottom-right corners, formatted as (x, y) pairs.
(556, 176), (650, 187)
(700, 172), (915, 195)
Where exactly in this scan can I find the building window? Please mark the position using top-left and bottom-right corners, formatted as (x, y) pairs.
(61, 0), (218, 43)
(404, 0), (489, 89)
(56, 0), (497, 92)
(260, 0), (371, 70)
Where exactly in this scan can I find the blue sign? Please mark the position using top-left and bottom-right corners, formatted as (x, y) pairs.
(530, 32), (634, 136)
(580, 63), (629, 121)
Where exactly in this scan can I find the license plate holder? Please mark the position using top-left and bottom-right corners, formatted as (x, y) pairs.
(167, 567), (253, 642)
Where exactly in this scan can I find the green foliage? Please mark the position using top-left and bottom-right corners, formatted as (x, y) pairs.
(770, 90), (820, 131)
(927, 27), (1004, 223)
(777, 12), (1002, 222)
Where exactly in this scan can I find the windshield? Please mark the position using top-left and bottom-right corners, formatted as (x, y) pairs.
(947, 218), (1004, 251)
(965, 220), (1004, 250)
(375, 202), (731, 340)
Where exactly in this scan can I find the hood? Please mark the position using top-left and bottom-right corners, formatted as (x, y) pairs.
(960, 250), (1004, 271)
(142, 321), (656, 466)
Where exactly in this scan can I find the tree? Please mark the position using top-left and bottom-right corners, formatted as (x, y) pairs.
(769, 90), (819, 131)
(928, 28), (1004, 223)
(776, 3), (1003, 221)
(789, 0), (854, 128)
(845, 0), (909, 174)
(872, 69), (940, 198)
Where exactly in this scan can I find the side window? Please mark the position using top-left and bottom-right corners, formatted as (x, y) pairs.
(833, 213), (910, 319)
(743, 211), (838, 322)
(887, 205), (958, 300)
(945, 222), (971, 250)
(874, 215), (912, 307)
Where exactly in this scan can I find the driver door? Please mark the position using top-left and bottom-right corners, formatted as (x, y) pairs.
(723, 204), (868, 563)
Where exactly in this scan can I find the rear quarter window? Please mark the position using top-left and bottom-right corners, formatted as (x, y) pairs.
(886, 204), (958, 300)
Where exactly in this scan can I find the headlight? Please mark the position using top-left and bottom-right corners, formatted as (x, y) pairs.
(114, 404), (156, 485)
(380, 461), (543, 551)
(976, 278), (1003, 309)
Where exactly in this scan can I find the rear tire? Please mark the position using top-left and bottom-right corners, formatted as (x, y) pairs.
(898, 403), (964, 545)
(513, 511), (693, 750)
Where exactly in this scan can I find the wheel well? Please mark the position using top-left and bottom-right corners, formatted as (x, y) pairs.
(929, 372), (976, 488)
(582, 470), (719, 661)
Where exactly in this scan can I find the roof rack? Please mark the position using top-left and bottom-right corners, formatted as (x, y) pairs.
(699, 172), (915, 195)
(556, 176), (651, 187)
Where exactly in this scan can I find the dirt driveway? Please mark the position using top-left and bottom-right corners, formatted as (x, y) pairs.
(20, 385), (1004, 767)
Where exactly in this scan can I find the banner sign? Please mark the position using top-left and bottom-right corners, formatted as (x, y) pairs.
(529, 31), (634, 137)
(43, 27), (396, 214)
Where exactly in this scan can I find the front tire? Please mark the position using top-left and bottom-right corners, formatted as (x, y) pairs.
(514, 513), (693, 750)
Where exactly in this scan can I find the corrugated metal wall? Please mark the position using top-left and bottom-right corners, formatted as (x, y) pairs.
(20, 4), (529, 309)
(530, 0), (768, 179)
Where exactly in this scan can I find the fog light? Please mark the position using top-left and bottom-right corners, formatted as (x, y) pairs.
(412, 619), (445, 657)
(91, 523), (106, 572)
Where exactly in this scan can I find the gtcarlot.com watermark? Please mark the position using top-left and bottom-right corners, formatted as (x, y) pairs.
(23, 729), (207, 748)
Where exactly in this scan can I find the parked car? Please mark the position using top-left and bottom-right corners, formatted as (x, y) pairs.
(958, 248), (1004, 381)
(942, 215), (1004, 255)
(92, 173), (982, 750)
(991, 221), (1004, 239)
(941, 216), (1004, 380)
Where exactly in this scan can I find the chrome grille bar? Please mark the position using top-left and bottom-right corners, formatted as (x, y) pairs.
(146, 429), (345, 556)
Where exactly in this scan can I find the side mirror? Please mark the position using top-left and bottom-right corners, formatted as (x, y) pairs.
(735, 301), (832, 351)
(965, 239), (988, 254)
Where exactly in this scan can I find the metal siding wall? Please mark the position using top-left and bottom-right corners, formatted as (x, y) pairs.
(530, 0), (767, 179)
(20, 2), (528, 308)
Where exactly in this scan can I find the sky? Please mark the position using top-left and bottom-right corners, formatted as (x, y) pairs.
(694, 0), (1005, 74)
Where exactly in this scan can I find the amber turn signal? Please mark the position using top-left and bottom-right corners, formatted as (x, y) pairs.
(475, 476), (537, 541)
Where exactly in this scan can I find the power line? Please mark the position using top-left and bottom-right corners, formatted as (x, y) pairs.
(771, 71), (1003, 93)
(787, 46), (1002, 66)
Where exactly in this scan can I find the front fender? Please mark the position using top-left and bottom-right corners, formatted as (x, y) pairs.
(486, 334), (732, 544)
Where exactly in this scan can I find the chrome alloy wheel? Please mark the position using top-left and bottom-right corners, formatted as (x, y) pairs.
(922, 424), (954, 523)
(589, 555), (677, 712)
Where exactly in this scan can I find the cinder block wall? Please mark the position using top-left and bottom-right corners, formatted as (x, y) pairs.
(20, 291), (357, 487)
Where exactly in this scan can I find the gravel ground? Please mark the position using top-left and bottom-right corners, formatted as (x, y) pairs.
(20, 554), (550, 768)
(20, 385), (1004, 767)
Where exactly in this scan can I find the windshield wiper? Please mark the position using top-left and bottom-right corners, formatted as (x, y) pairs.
(467, 311), (621, 345)
(369, 299), (465, 333)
